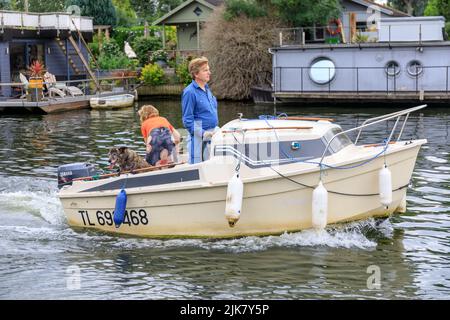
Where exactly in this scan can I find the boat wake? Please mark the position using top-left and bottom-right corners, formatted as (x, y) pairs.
(111, 218), (389, 253)
(0, 176), (392, 252)
(0, 176), (65, 226)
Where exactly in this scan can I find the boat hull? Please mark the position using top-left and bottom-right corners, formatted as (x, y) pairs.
(60, 142), (423, 238)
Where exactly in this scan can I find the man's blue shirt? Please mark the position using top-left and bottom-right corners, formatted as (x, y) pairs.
(181, 80), (218, 137)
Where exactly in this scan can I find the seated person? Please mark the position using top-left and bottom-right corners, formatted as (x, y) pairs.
(138, 105), (180, 166)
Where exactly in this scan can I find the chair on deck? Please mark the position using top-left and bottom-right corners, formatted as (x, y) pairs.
(19, 73), (29, 99)
(44, 72), (84, 98)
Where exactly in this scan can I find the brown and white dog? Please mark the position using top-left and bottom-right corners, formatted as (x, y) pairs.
(108, 147), (150, 172)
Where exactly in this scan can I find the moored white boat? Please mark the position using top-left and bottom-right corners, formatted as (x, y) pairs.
(58, 105), (427, 238)
(90, 93), (135, 109)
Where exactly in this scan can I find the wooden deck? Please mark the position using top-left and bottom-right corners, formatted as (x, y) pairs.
(0, 91), (135, 114)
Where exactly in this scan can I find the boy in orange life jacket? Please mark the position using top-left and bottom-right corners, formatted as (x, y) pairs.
(138, 105), (181, 166)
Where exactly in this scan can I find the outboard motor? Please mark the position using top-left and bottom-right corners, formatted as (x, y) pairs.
(57, 162), (97, 189)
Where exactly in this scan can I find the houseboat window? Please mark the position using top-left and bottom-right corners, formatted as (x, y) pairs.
(323, 127), (352, 153)
(407, 60), (423, 76)
(9, 43), (45, 82)
(385, 61), (400, 77)
(309, 58), (336, 84)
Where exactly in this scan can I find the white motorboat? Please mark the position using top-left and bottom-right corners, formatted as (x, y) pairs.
(58, 105), (427, 238)
(90, 94), (135, 109)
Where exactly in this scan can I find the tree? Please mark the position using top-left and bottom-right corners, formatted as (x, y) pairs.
(387, 0), (428, 16)
(66, 0), (117, 26)
(9, 0), (65, 12)
(112, 0), (138, 27)
(203, 5), (284, 99)
(424, 0), (450, 17)
(424, 0), (450, 36)
(0, 0), (11, 10)
(270, 0), (342, 26)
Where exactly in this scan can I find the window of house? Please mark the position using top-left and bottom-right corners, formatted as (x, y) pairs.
(309, 58), (336, 85)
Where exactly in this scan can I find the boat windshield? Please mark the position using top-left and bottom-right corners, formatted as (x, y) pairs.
(322, 127), (353, 153)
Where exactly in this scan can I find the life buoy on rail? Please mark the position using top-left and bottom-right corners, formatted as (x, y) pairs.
(327, 18), (342, 36)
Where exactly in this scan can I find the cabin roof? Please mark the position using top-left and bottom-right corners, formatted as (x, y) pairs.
(152, 0), (223, 26)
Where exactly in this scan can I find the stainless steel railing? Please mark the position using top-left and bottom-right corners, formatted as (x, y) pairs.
(318, 104), (427, 167)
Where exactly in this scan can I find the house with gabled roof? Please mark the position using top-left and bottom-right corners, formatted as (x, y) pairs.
(152, 0), (223, 51)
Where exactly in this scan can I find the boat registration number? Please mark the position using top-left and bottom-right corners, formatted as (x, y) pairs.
(78, 209), (149, 227)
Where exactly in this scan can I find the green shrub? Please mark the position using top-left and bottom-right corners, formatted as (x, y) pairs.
(446, 22), (450, 40)
(132, 36), (163, 66)
(97, 54), (134, 70)
(150, 50), (168, 62)
(175, 59), (192, 86)
(101, 39), (122, 57)
(112, 26), (146, 48)
(140, 63), (166, 85)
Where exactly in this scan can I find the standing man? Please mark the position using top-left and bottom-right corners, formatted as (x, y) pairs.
(181, 57), (218, 164)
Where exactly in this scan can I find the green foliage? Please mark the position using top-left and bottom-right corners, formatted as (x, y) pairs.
(224, 0), (268, 20)
(388, 0), (428, 16)
(175, 58), (192, 86)
(355, 33), (369, 43)
(10, 0), (65, 12)
(129, 0), (183, 22)
(93, 39), (135, 70)
(131, 36), (162, 65)
(0, 0), (11, 9)
(88, 36), (100, 58)
(424, 0), (450, 18)
(446, 22), (450, 38)
(270, 0), (341, 27)
(66, 0), (117, 27)
(97, 55), (133, 70)
(140, 63), (166, 85)
(101, 39), (121, 57)
(112, 0), (137, 27)
(150, 50), (168, 62)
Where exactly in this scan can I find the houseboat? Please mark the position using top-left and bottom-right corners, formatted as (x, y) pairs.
(255, 0), (450, 105)
(0, 10), (135, 114)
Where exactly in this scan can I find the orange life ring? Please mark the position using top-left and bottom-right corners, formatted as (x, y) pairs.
(327, 19), (342, 36)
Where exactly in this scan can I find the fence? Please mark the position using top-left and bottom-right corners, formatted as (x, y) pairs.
(275, 23), (445, 46)
(0, 75), (138, 100)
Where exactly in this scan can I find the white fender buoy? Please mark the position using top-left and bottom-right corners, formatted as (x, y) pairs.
(225, 173), (243, 227)
(379, 165), (392, 207)
(312, 181), (328, 230)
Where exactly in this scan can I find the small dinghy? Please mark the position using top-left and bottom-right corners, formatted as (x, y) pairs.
(90, 94), (135, 109)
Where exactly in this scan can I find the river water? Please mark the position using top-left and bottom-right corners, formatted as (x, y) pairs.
(0, 99), (448, 299)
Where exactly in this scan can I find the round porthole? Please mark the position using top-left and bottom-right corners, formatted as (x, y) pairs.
(385, 61), (400, 77)
(407, 60), (423, 76)
(309, 58), (336, 84)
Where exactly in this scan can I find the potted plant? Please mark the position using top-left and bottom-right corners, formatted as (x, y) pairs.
(27, 60), (46, 102)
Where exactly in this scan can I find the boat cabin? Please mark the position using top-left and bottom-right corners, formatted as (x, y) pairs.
(211, 118), (353, 168)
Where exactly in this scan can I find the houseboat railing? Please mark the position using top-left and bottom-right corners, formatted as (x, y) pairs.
(0, 75), (137, 99)
(275, 23), (444, 46)
(0, 10), (94, 32)
(318, 104), (427, 167)
(274, 66), (450, 94)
